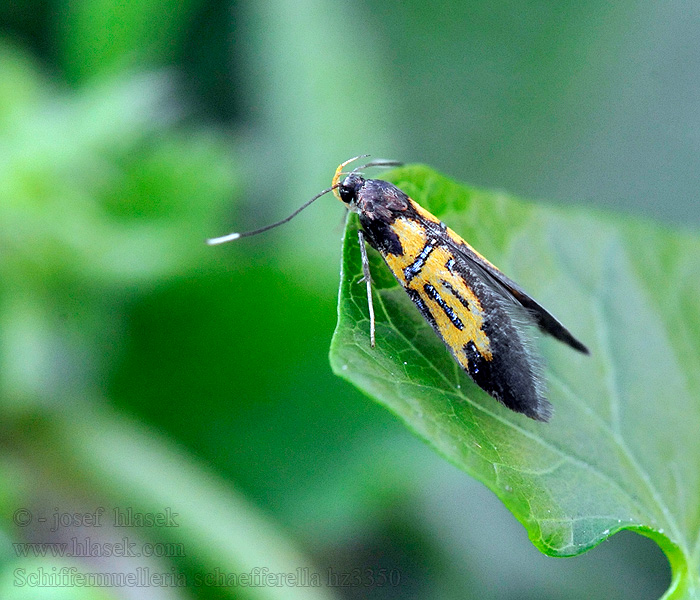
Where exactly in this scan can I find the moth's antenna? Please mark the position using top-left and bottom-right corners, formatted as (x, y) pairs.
(206, 184), (339, 245)
(351, 159), (403, 173)
(207, 154), (396, 245)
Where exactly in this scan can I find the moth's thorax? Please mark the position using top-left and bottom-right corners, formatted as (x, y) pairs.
(339, 175), (410, 219)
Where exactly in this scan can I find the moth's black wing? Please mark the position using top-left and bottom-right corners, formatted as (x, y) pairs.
(443, 234), (589, 355)
(390, 206), (554, 421)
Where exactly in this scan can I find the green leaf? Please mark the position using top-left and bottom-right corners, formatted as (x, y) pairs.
(330, 164), (700, 599)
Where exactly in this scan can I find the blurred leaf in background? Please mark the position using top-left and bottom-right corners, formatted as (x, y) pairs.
(0, 40), (236, 408)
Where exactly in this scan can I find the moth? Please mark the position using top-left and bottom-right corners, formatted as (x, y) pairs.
(208, 156), (589, 421)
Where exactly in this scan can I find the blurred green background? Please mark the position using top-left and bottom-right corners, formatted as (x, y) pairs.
(0, 0), (696, 598)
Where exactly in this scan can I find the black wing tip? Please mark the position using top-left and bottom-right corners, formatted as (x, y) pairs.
(568, 337), (590, 355)
(489, 388), (553, 422)
(528, 399), (553, 422)
(554, 327), (589, 355)
(497, 394), (552, 422)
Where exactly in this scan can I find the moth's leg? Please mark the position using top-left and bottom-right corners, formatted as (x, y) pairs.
(357, 230), (376, 348)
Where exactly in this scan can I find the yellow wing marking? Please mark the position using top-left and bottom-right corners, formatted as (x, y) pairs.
(410, 200), (500, 271)
(382, 215), (493, 362)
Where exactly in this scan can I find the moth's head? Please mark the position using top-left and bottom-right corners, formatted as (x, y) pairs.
(337, 173), (365, 205)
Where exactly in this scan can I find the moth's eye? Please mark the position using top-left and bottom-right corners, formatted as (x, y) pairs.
(338, 183), (354, 204)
